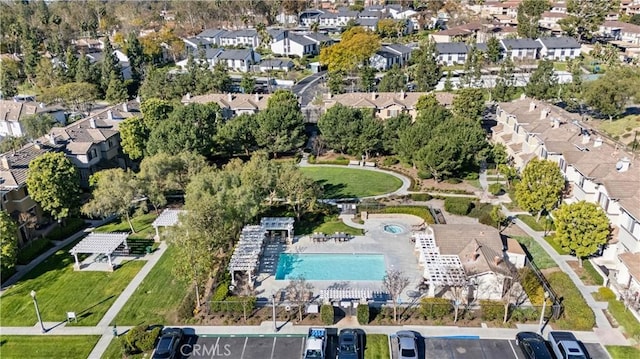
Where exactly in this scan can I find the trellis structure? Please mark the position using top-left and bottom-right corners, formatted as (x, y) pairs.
(69, 232), (129, 271)
(152, 209), (186, 239)
(260, 217), (294, 243)
(413, 229), (467, 297)
(228, 225), (266, 286)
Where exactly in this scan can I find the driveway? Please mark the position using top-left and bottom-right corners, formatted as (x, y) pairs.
(292, 71), (326, 107)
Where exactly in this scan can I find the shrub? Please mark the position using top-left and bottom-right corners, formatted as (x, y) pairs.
(465, 172), (479, 180)
(444, 197), (473, 215)
(511, 307), (539, 322)
(488, 183), (503, 195)
(596, 287), (616, 301)
(17, 238), (53, 265)
(357, 303), (370, 324)
(211, 281), (231, 312)
(420, 297), (452, 319)
(336, 155), (346, 161)
(46, 218), (86, 241)
(320, 304), (334, 325)
(520, 268), (545, 305)
(445, 178), (462, 184)
(177, 287), (196, 321)
(121, 325), (161, 354)
(308, 155), (316, 163)
(480, 300), (504, 321)
(410, 193), (432, 201)
(417, 170), (433, 180)
(316, 158), (349, 165)
(382, 157), (399, 166)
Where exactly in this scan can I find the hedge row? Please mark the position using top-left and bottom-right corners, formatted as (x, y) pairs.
(17, 238), (53, 265)
(357, 303), (369, 324)
(480, 300), (504, 321)
(121, 325), (161, 355)
(321, 304), (334, 325)
(420, 297), (452, 319)
(46, 218), (86, 241)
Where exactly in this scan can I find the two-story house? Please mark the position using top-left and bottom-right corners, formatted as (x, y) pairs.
(182, 93), (272, 119)
(219, 29), (260, 48)
(500, 38), (542, 61)
(217, 49), (261, 72)
(324, 92), (455, 120)
(195, 28), (228, 46)
(435, 42), (470, 66)
(538, 11), (568, 33)
(537, 36), (581, 61)
(600, 21), (640, 45)
(492, 97), (640, 316)
(369, 44), (412, 70)
(0, 99), (66, 138)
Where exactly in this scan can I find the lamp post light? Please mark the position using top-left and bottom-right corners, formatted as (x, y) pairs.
(538, 291), (550, 335)
(30, 290), (46, 333)
(272, 293), (278, 332)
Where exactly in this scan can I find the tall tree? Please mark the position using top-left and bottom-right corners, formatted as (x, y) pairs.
(318, 104), (360, 154)
(26, 152), (81, 222)
(460, 46), (482, 88)
(105, 73), (128, 103)
(583, 67), (639, 121)
(378, 65), (406, 92)
(125, 32), (144, 83)
(239, 71), (256, 94)
(382, 113), (412, 154)
(285, 276), (315, 322)
(358, 66), (376, 92)
(100, 37), (122, 92)
(140, 98), (174, 128)
(119, 116), (149, 160)
(0, 59), (23, 98)
(491, 57), (517, 102)
(82, 168), (140, 233)
(485, 37), (502, 64)
(524, 59), (557, 100)
(0, 211), (19, 276)
(216, 113), (258, 156)
(319, 26), (380, 73)
(277, 162), (321, 221)
(140, 151), (207, 194)
(211, 62), (232, 93)
(452, 88), (485, 121)
(255, 90), (306, 157)
(559, 0), (613, 42)
(327, 70), (345, 95)
(515, 158), (565, 220)
(22, 114), (56, 139)
(382, 269), (409, 323)
(516, 0), (550, 38)
(554, 201), (610, 266)
(411, 39), (441, 91)
(39, 82), (98, 113)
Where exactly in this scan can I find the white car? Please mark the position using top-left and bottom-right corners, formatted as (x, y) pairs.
(396, 331), (418, 359)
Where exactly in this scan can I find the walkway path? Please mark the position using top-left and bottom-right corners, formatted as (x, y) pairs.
(502, 206), (629, 345)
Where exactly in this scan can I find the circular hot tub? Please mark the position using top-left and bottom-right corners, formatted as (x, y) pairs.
(383, 224), (405, 234)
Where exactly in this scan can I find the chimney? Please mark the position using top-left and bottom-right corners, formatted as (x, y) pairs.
(0, 155), (10, 170)
(371, 92), (377, 100)
(136, 95), (141, 103)
(594, 137), (603, 148)
(185, 93), (191, 101)
(540, 108), (549, 120)
(107, 110), (113, 121)
(48, 134), (57, 145)
(227, 93), (233, 102)
(122, 102), (128, 113)
(529, 101), (536, 112)
(255, 93), (259, 102)
(89, 118), (97, 128)
(616, 157), (631, 172)
(581, 132), (590, 145)
(552, 118), (560, 128)
(494, 256), (503, 266)
(400, 90), (405, 99)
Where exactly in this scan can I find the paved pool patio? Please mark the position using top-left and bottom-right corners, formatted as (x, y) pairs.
(253, 214), (425, 302)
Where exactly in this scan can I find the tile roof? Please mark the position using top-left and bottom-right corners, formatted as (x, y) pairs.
(0, 142), (61, 190)
(0, 100), (39, 122)
(326, 92), (455, 110)
(183, 93), (272, 111)
(619, 252), (640, 281)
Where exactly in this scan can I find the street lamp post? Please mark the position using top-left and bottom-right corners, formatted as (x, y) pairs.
(538, 291), (550, 335)
(272, 293), (278, 332)
(30, 290), (46, 333)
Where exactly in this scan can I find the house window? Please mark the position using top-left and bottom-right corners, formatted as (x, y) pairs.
(597, 192), (610, 212)
(560, 50), (565, 56)
(577, 174), (585, 189)
(559, 158), (567, 172)
(541, 148), (548, 159)
(624, 212), (638, 234)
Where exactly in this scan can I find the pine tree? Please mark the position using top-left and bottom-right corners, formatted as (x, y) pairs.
(126, 32), (144, 83)
(64, 46), (78, 81)
(101, 38), (122, 92)
(412, 39), (441, 92)
(105, 74), (128, 103)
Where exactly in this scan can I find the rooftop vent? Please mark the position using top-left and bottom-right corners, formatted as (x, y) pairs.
(529, 101), (536, 112)
(594, 137), (603, 148)
(616, 157), (631, 172)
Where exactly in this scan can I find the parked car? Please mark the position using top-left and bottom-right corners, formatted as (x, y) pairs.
(515, 332), (555, 359)
(396, 331), (418, 359)
(337, 329), (360, 359)
(152, 327), (184, 359)
(548, 331), (588, 359)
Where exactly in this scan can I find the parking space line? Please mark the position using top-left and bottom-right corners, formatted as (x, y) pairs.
(270, 337), (277, 359)
(239, 337), (248, 359)
(300, 336), (306, 357)
(508, 340), (520, 359)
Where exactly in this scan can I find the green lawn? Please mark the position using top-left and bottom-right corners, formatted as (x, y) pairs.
(596, 114), (640, 137)
(607, 346), (640, 359)
(313, 219), (363, 236)
(112, 245), (188, 325)
(364, 334), (390, 359)
(516, 214), (554, 232)
(544, 234), (570, 255)
(512, 236), (558, 269)
(94, 213), (158, 240)
(595, 288), (640, 342)
(553, 62), (567, 71)
(0, 335), (100, 359)
(300, 167), (402, 198)
(0, 245), (144, 326)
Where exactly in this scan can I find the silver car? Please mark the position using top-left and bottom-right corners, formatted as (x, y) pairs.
(396, 331), (418, 359)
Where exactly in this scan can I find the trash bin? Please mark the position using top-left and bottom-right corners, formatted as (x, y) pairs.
(145, 246), (152, 254)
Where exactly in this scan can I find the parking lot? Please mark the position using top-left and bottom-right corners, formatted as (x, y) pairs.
(390, 336), (609, 359)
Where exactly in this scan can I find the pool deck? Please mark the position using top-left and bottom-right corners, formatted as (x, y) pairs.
(254, 214), (424, 302)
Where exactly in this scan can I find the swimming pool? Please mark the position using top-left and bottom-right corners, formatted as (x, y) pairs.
(275, 253), (386, 281)
(383, 224), (404, 234)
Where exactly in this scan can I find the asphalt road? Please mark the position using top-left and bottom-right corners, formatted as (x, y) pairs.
(292, 70), (326, 107)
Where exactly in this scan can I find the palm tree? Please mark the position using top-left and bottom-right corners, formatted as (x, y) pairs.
(311, 21), (319, 33)
(256, 23), (272, 49)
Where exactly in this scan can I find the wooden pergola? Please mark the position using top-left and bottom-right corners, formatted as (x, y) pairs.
(69, 232), (129, 271)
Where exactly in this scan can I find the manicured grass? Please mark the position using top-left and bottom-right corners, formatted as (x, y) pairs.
(313, 219), (364, 236)
(596, 288), (640, 341)
(17, 238), (54, 265)
(512, 236), (558, 269)
(582, 260), (604, 286)
(0, 335), (100, 359)
(95, 213), (158, 240)
(544, 234), (570, 255)
(364, 334), (390, 359)
(516, 214), (554, 232)
(368, 206), (435, 224)
(606, 345), (640, 359)
(300, 167), (403, 198)
(0, 245), (144, 326)
(548, 271), (595, 331)
(553, 62), (567, 71)
(112, 245), (189, 325)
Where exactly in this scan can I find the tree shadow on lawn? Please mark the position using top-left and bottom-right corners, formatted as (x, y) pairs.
(315, 179), (352, 199)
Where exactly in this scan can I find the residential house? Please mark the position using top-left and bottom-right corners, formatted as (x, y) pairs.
(195, 28), (228, 45)
(259, 59), (294, 72)
(217, 49), (261, 72)
(182, 93), (272, 119)
(84, 49), (133, 80)
(184, 37), (216, 53)
(219, 29), (260, 48)
(369, 43), (412, 70)
(550, 2), (568, 13)
(492, 97), (640, 316)
(417, 224), (526, 300)
(356, 17), (379, 31)
(500, 38), (542, 60)
(538, 11), (568, 33)
(600, 21), (640, 45)
(430, 22), (483, 43)
(435, 42), (469, 66)
(271, 31), (333, 58)
(300, 9), (326, 27)
(72, 38), (103, 53)
(537, 36), (581, 61)
(0, 99), (66, 138)
(175, 48), (224, 70)
(324, 92), (455, 120)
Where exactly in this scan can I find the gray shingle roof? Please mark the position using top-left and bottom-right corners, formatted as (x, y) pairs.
(475, 43), (489, 52)
(303, 32), (332, 43)
(356, 18), (379, 27)
(289, 34), (316, 46)
(385, 43), (412, 54)
(538, 36), (580, 49)
(223, 29), (258, 38)
(435, 42), (469, 54)
(218, 49), (254, 60)
(260, 59), (294, 68)
(501, 38), (542, 49)
(197, 28), (227, 38)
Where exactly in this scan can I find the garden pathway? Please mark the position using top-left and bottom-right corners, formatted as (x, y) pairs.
(501, 206), (629, 345)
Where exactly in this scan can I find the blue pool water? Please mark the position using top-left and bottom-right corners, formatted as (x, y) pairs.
(275, 253), (385, 281)
(383, 224), (404, 234)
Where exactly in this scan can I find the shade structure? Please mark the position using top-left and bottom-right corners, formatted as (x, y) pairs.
(260, 217), (295, 243)
(152, 209), (186, 239)
(228, 225), (267, 286)
(69, 232), (129, 270)
(412, 229), (466, 290)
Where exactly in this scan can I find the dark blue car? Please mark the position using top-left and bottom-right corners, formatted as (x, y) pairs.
(516, 332), (555, 359)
